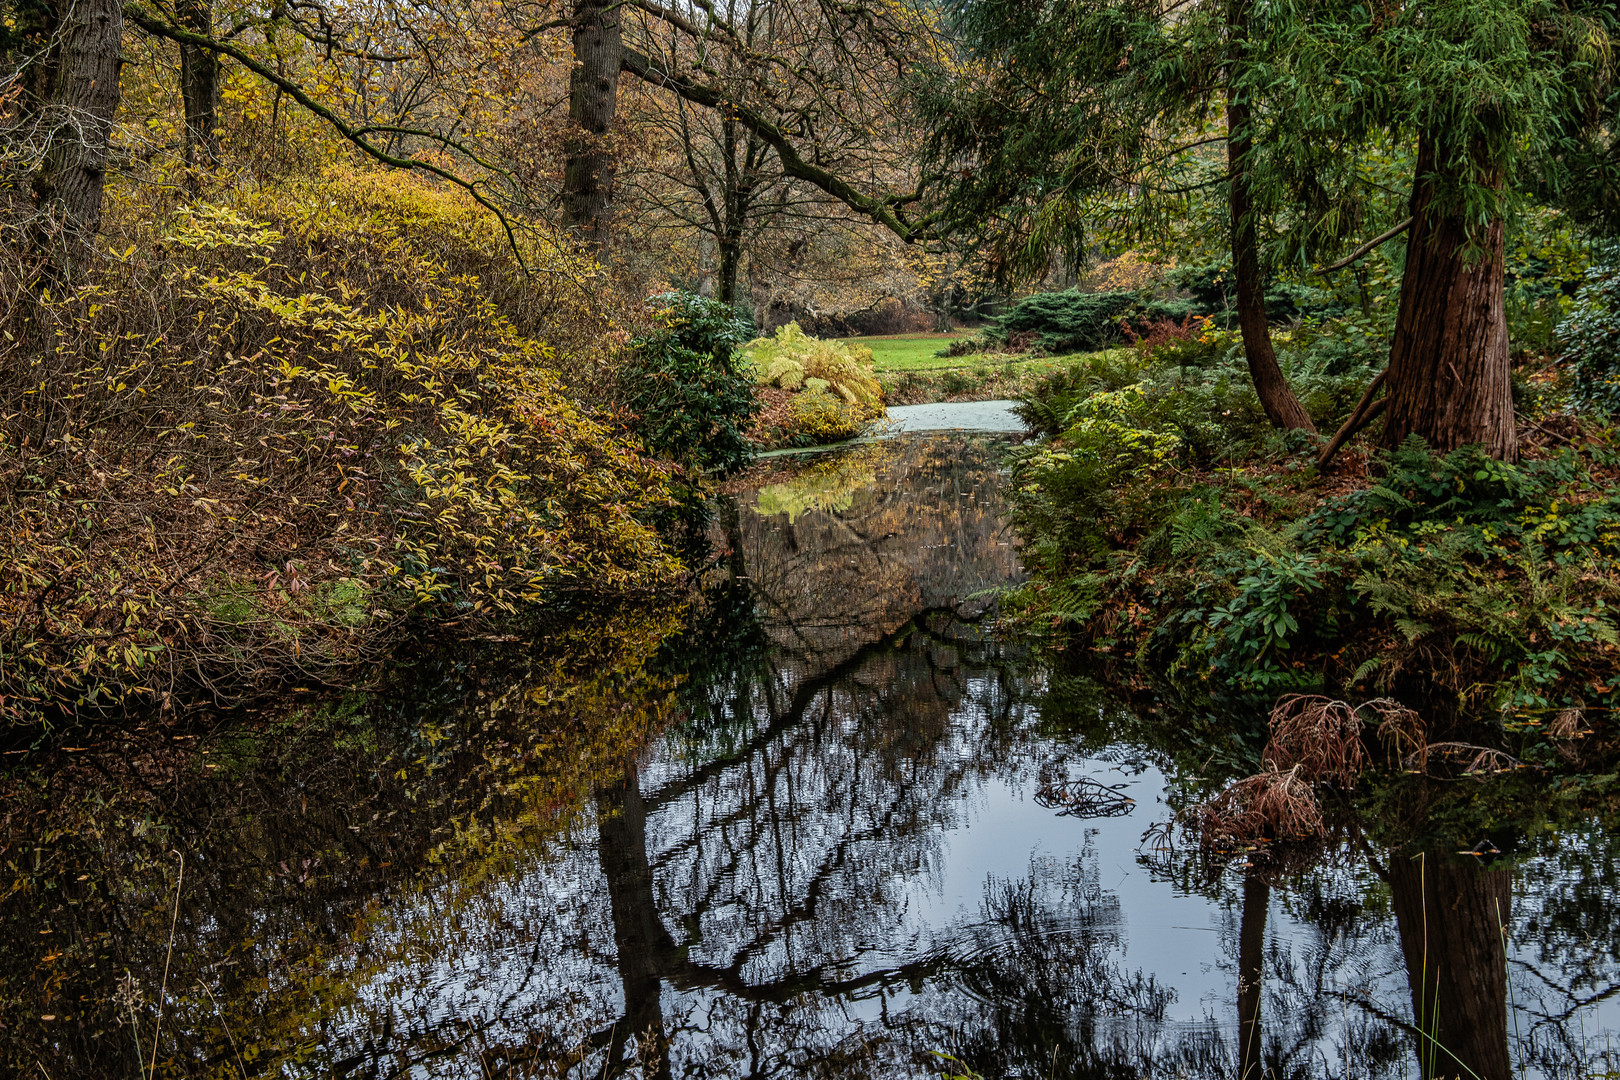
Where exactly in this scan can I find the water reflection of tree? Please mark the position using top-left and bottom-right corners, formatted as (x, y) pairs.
(12, 434), (1620, 1079)
(1041, 662), (1620, 1080)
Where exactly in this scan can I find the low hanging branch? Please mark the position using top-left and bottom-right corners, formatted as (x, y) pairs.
(1315, 217), (1413, 276)
(123, 4), (535, 272)
(1316, 369), (1387, 469)
(619, 46), (938, 244)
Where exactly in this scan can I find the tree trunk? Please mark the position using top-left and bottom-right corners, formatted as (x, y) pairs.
(1390, 853), (1513, 1080)
(1382, 131), (1516, 460)
(562, 0), (621, 254)
(25, 0), (121, 264)
(1227, 0), (1315, 433)
(596, 762), (675, 1080)
(1237, 871), (1268, 1080)
(177, 0), (220, 185)
(717, 238), (742, 306)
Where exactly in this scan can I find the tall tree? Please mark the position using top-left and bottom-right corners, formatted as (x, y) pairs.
(1227, 0), (1315, 432)
(919, 0), (1322, 431)
(1381, 131), (1516, 458)
(176, 0), (220, 183)
(7, 0), (122, 265)
(562, 0), (622, 251)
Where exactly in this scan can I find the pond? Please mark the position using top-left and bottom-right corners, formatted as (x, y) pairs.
(4, 433), (1619, 1079)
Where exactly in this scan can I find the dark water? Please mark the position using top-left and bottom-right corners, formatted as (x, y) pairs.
(5, 433), (1620, 1079)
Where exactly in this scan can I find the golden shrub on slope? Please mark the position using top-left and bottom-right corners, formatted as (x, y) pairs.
(0, 171), (682, 725)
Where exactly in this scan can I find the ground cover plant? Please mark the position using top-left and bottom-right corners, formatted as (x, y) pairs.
(1002, 286), (1620, 730)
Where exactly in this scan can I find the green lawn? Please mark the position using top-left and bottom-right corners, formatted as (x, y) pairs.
(847, 333), (974, 372)
(850, 332), (1130, 375)
(850, 337), (1138, 406)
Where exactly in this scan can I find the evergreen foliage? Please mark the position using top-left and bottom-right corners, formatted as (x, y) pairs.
(1005, 349), (1620, 720)
(620, 292), (762, 475)
(1560, 254), (1620, 414)
(991, 290), (1192, 353)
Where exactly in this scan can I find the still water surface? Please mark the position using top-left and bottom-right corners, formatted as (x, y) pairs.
(5, 432), (1619, 1078)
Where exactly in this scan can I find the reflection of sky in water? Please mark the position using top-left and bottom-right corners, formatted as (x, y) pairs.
(337, 436), (1620, 1076)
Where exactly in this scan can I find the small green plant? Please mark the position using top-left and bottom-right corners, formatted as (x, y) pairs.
(621, 292), (761, 474)
(1559, 254), (1620, 414)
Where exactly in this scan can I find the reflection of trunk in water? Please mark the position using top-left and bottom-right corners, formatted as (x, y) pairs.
(1390, 853), (1512, 1080)
(1237, 870), (1268, 1080)
(597, 761), (676, 1080)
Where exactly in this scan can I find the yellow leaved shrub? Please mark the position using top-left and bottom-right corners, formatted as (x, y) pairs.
(0, 171), (683, 726)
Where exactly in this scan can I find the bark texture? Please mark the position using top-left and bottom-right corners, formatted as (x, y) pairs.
(563, 0), (622, 252)
(23, 0), (122, 257)
(177, 0), (221, 180)
(1390, 854), (1513, 1080)
(1227, 0), (1315, 433)
(1382, 131), (1516, 460)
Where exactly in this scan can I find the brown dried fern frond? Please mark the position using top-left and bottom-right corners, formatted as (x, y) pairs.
(1404, 742), (1524, 777)
(1264, 695), (1366, 787)
(1364, 698), (1427, 767)
(1188, 766), (1324, 849)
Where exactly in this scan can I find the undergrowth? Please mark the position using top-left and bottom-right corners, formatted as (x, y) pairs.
(1003, 338), (1620, 728)
(0, 171), (686, 728)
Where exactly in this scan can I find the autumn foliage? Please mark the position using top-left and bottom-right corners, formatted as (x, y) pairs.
(0, 170), (685, 726)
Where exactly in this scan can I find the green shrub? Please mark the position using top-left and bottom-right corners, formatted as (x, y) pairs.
(621, 292), (761, 474)
(1559, 256), (1620, 414)
(992, 290), (1191, 353)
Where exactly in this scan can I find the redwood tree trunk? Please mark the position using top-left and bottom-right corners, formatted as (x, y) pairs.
(562, 0), (621, 253)
(177, 0), (220, 184)
(26, 0), (121, 261)
(1227, 0), (1315, 433)
(1390, 854), (1513, 1080)
(1382, 131), (1516, 460)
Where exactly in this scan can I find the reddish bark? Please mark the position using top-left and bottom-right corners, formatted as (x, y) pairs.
(1227, 0), (1316, 433)
(1382, 131), (1516, 461)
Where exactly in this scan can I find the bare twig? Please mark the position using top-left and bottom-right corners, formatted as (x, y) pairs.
(1316, 369), (1387, 470)
(1314, 217), (1413, 276)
